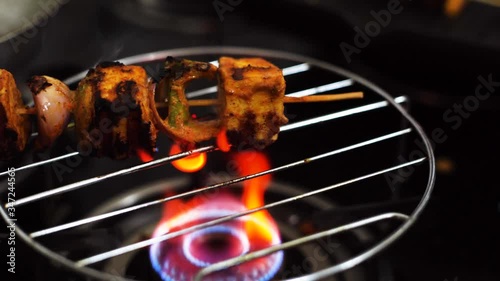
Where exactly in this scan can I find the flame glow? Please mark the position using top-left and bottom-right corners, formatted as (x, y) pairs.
(150, 150), (283, 281)
(150, 192), (283, 281)
(169, 142), (207, 173)
(136, 148), (154, 163)
(232, 151), (276, 243)
(216, 128), (231, 152)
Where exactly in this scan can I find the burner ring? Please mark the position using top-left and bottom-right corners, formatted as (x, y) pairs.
(182, 225), (250, 267)
(149, 193), (284, 281)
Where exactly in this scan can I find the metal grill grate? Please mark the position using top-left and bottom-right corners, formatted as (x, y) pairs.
(0, 46), (435, 281)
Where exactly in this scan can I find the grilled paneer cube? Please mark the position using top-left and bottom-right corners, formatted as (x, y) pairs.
(0, 69), (31, 160)
(218, 57), (289, 149)
(74, 62), (158, 159)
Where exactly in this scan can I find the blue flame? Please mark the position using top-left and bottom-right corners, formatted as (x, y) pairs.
(149, 195), (283, 281)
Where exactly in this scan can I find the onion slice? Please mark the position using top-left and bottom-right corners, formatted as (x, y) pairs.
(28, 75), (74, 150)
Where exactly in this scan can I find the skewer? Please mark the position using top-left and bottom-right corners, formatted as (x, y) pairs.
(16, 107), (37, 115)
(285, 91), (363, 103)
(6, 59), (363, 162)
(16, 91), (364, 114)
(157, 91), (364, 108)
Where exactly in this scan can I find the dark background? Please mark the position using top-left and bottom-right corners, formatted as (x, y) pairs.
(1, 0), (499, 280)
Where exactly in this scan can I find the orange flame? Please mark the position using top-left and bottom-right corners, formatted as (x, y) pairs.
(136, 148), (154, 163)
(160, 191), (205, 224)
(216, 128), (231, 152)
(169, 142), (207, 173)
(232, 151), (275, 243)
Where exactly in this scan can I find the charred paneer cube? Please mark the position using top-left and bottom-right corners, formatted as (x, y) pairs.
(218, 57), (288, 149)
(74, 62), (158, 159)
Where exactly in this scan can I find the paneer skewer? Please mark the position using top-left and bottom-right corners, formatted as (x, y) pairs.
(151, 56), (364, 150)
(0, 56), (364, 161)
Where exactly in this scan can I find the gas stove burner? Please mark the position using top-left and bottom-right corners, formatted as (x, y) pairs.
(182, 225), (251, 267)
(0, 46), (435, 281)
(98, 177), (346, 281)
(149, 193), (283, 281)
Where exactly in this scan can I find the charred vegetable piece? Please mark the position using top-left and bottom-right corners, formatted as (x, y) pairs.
(218, 56), (288, 149)
(151, 57), (221, 147)
(28, 75), (74, 150)
(0, 69), (31, 160)
(74, 62), (158, 159)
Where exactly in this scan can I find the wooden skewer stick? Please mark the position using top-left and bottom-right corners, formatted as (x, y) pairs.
(188, 91), (363, 106)
(282, 91), (363, 103)
(19, 92), (364, 114)
(156, 91), (364, 108)
(16, 107), (37, 115)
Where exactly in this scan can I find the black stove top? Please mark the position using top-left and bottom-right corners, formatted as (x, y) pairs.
(1, 1), (500, 281)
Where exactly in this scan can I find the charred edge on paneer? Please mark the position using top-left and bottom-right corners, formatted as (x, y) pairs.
(218, 57), (289, 149)
(73, 62), (158, 159)
(0, 69), (31, 160)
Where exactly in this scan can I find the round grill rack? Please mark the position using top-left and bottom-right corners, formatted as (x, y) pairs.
(0, 46), (436, 281)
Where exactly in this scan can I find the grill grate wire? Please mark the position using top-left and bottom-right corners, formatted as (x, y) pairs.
(0, 47), (435, 281)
